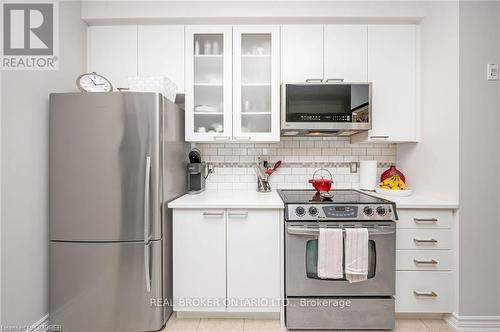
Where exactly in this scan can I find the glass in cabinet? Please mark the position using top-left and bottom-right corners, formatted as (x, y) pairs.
(185, 26), (232, 142)
(233, 26), (280, 142)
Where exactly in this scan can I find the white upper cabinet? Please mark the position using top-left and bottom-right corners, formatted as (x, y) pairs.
(138, 25), (185, 93)
(281, 25), (324, 83)
(185, 25), (280, 143)
(232, 25), (280, 142)
(324, 25), (368, 82)
(352, 24), (417, 143)
(185, 25), (233, 142)
(87, 26), (138, 90)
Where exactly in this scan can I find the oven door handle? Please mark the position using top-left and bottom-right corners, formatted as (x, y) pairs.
(287, 226), (396, 236)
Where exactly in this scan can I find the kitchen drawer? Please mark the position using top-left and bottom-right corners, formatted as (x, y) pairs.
(396, 271), (453, 313)
(397, 229), (452, 250)
(396, 250), (452, 271)
(397, 209), (453, 229)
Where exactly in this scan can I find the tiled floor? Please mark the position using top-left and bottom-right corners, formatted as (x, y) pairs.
(161, 316), (452, 332)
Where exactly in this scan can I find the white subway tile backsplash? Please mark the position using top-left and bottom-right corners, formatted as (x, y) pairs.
(299, 140), (315, 148)
(195, 137), (396, 189)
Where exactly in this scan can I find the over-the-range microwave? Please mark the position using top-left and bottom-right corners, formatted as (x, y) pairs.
(281, 82), (372, 137)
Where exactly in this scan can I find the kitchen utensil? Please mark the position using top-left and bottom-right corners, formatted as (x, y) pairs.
(212, 41), (220, 55)
(254, 164), (271, 192)
(204, 41), (212, 55)
(194, 105), (218, 113)
(265, 160), (282, 176)
(194, 40), (200, 55)
(375, 187), (413, 197)
(244, 100), (252, 112)
(308, 168), (333, 192)
(213, 124), (223, 133)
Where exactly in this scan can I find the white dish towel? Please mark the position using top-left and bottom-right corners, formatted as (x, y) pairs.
(317, 228), (343, 279)
(345, 228), (369, 283)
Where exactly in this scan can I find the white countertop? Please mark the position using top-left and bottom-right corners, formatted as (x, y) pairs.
(168, 190), (285, 209)
(169, 189), (458, 210)
(369, 192), (459, 209)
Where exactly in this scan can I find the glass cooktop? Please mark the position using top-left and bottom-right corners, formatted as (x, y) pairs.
(277, 189), (392, 205)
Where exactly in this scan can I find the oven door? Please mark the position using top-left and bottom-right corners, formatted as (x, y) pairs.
(285, 222), (395, 297)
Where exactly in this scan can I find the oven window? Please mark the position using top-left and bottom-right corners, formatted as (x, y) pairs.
(305, 239), (376, 280)
(285, 84), (369, 123)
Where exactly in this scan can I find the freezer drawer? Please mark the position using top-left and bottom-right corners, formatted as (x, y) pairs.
(49, 240), (164, 332)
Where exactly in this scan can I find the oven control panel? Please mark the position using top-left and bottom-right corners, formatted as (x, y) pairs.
(286, 204), (395, 221)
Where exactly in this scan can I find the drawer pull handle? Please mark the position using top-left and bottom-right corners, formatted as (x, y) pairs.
(213, 136), (230, 141)
(370, 135), (389, 140)
(234, 136), (251, 141)
(203, 212), (224, 217)
(326, 78), (344, 82)
(228, 212), (248, 218)
(413, 291), (438, 297)
(414, 218), (438, 224)
(414, 259), (438, 265)
(306, 78), (324, 83)
(413, 238), (438, 244)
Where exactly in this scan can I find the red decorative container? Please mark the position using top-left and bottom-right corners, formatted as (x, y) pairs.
(308, 168), (333, 192)
(380, 165), (405, 183)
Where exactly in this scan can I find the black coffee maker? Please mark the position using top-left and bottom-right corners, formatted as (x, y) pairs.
(187, 149), (213, 194)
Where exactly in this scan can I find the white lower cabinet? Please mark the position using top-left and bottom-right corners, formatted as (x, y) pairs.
(396, 271), (454, 313)
(173, 208), (281, 313)
(173, 209), (227, 312)
(395, 208), (454, 314)
(226, 210), (280, 312)
(396, 250), (452, 271)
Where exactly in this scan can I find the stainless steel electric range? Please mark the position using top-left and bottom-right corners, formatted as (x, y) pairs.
(278, 189), (397, 330)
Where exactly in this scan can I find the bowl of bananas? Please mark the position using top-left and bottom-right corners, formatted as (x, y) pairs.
(375, 166), (413, 196)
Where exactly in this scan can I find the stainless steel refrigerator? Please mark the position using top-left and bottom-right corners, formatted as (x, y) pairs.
(49, 92), (188, 332)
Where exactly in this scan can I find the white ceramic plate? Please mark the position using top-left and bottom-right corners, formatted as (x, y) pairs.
(375, 187), (413, 197)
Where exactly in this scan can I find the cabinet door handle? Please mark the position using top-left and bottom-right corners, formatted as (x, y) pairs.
(234, 136), (251, 141)
(413, 238), (438, 244)
(414, 218), (438, 224)
(414, 259), (438, 265)
(203, 211), (225, 217)
(306, 78), (323, 83)
(413, 291), (438, 297)
(370, 135), (389, 140)
(213, 136), (230, 141)
(228, 211), (248, 218)
(326, 78), (344, 82)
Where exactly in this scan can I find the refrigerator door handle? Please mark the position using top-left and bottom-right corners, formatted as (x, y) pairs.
(144, 242), (152, 293)
(144, 156), (151, 243)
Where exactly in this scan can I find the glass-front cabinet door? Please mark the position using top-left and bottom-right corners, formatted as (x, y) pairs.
(232, 26), (280, 142)
(185, 26), (233, 142)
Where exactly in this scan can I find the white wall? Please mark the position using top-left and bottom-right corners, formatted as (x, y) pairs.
(397, 1), (459, 200)
(0, 2), (86, 326)
(458, 1), (500, 316)
(81, 1), (426, 24)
